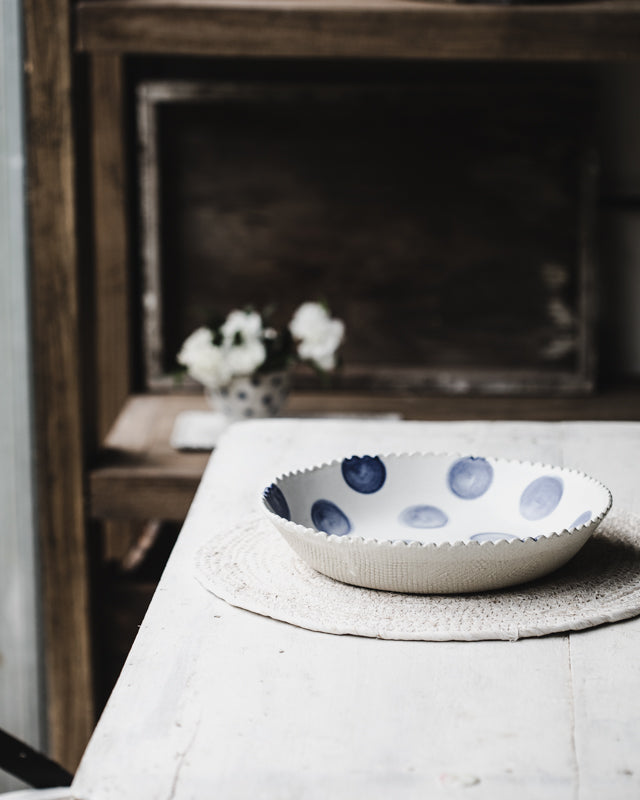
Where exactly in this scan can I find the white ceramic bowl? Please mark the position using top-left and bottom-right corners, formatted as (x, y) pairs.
(262, 453), (612, 594)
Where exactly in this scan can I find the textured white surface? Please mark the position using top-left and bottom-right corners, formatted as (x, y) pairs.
(72, 420), (640, 800)
(195, 509), (640, 640)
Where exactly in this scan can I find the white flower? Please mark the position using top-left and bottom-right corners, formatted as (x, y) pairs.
(289, 302), (344, 371)
(177, 327), (232, 389)
(225, 337), (266, 376)
(177, 327), (213, 366)
(221, 309), (263, 344)
(289, 302), (328, 341)
(179, 300), (345, 389)
(296, 334), (342, 371)
(218, 309), (267, 375)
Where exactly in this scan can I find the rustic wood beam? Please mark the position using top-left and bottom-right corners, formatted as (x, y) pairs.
(91, 54), (132, 442)
(23, 0), (95, 770)
(76, 0), (640, 62)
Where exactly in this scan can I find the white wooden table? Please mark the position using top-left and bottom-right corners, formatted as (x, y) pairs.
(72, 419), (640, 800)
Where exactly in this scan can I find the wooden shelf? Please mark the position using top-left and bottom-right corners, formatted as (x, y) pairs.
(90, 386), (640, 522)
(90, 394), (210, 522)
(76, 0), (640, 61)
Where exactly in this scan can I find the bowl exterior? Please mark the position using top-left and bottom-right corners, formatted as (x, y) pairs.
(269, 515), (600, 594)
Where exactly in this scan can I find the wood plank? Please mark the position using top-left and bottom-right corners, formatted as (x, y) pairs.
(23, 0), (96, 770)
(88, 387), (640, 521)
(90, 53), (137, 578)
(91, 54), (132, 442)
(75, 0), (640, 61)
(91, 395), (210, 520)
(91, 472), (203, 521)
(555, 427), (640, 799)
(289, 385), (640, 420)
(569, 621), (640, 799)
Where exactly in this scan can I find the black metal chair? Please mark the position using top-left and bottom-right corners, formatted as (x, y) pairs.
(0, 728), (72, 794)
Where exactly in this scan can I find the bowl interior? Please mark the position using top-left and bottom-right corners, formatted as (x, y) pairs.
(263, 453), (611, 545)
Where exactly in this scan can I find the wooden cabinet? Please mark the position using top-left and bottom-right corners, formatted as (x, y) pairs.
(76, 0), (640, 62)
(23, 0), (640, 770)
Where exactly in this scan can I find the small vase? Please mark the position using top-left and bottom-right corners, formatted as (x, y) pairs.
(205, 370), (290, 422)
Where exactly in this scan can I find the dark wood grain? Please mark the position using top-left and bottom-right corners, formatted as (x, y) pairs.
(91, 54), (132, 442)
(76, 0), (640, 61)
(90, 394), (210, 520)
(23, 0), (95, 770)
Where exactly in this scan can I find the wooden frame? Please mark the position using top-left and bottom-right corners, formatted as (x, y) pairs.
(76, 0), (640, 62)
(138, 77), (598, 396)
(91, 55), (132, 445)
(23, 0), (96, 771)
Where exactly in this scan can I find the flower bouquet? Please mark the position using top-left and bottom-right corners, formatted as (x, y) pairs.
(176, 302), (345, 421)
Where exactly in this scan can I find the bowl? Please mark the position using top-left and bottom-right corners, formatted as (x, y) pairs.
(261, 453), (612, 594)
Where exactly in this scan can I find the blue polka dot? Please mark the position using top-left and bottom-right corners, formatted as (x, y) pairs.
(311, 499), (351, 536)
(519, 476), (563, 520)
(398, 505), (448, 529)
(470, 532), (518, 543)
(263, 485), (290, 520)
(448, 457), (493, 499)
(341, 455), (386, 494)
(571, 510), (592, 529)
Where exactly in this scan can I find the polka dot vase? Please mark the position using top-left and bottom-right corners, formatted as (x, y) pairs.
(206, 371), (290, 421)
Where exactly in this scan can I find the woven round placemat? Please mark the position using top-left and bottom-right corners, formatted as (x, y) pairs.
(194, 509), (640, 641)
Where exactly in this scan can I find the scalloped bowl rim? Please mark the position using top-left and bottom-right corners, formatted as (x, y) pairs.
(261, 451), (613, 550)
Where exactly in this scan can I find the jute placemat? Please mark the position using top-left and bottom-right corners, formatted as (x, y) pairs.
(194, 509), (640, 641)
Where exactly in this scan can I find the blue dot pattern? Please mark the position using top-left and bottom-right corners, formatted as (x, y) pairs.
(264, 484), (290, 520)
(571, 510), (592, 529)
(341, 456), (386, 494)
(448, 457), (493, 499)
(311, 499), (352, 536)
(399, 505), (448, 529)
(470, 532), (518, 543)
(519, 476), (563, 521)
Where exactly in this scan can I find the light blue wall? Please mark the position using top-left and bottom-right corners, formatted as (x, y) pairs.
(0, 0), (43, 790)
